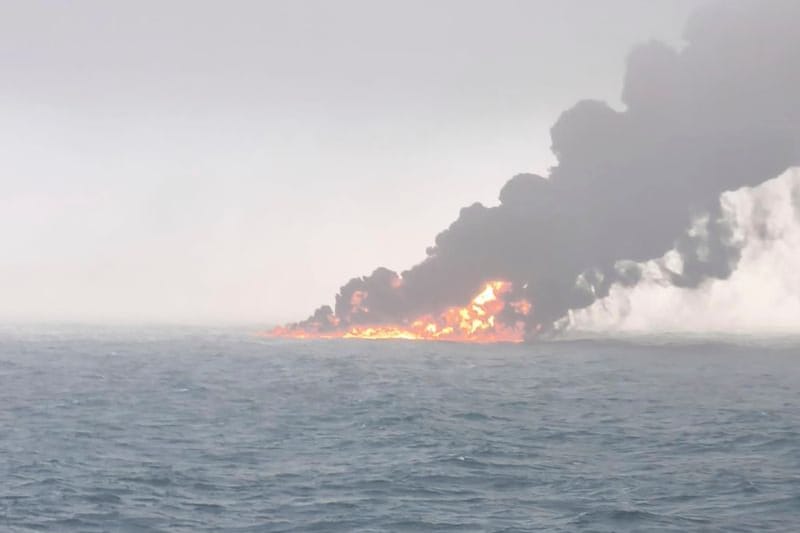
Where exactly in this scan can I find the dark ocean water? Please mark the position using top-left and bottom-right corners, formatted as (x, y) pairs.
(1, 326), (799, 532)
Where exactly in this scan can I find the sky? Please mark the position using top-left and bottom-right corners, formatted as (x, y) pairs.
(0, 0), (708, 325)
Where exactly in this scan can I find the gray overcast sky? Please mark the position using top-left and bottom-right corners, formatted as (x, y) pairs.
(0, 0), (707, 324)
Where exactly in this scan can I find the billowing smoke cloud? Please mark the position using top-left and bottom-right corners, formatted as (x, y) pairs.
(287, 0), (800, 338)
(566, 168), (800, 334)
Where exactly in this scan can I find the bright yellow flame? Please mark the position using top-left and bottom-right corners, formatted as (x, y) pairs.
(269, 280), (531, 343)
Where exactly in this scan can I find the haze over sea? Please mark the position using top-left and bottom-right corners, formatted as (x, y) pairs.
(2, 325), (799, 532)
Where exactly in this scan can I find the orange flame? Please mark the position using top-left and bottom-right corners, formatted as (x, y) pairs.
(269, 280), (530, 343)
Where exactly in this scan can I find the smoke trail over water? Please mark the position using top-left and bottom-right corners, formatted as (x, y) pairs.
(280, 0), (800, 339)
(567, 168), (800, 334)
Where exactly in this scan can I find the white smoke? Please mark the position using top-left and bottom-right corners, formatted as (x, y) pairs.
(566, 168), (800, 334)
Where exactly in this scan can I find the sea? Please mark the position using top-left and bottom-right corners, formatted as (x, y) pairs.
(1, 325), (799, 532)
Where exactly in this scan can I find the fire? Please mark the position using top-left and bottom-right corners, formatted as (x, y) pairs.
(269, 280), (530, 343)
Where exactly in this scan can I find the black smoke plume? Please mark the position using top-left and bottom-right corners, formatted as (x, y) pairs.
(287, 0), (800, 338)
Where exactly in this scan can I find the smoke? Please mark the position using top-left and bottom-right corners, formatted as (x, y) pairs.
(566, 168), (800, 334)
(287, 0), (800, 338)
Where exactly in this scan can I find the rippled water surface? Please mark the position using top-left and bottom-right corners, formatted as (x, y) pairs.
(2, 326), (800, 532)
